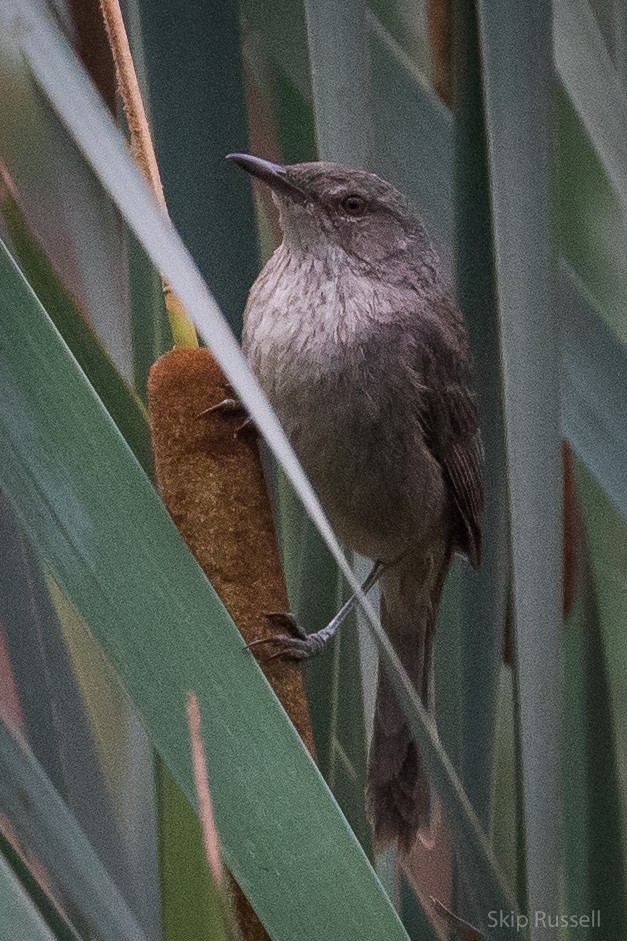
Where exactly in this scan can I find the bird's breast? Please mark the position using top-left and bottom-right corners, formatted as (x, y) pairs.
(242, 247), (445, 558)
(243, 246), (381, 399)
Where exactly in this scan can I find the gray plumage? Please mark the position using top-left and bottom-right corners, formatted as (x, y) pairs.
(235, 156), (483, 852)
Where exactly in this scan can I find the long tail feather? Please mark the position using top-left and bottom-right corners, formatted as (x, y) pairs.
(366, 550), (447, 853)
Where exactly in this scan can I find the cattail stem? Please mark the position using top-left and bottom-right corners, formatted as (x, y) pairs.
(98, 0), (198, 349)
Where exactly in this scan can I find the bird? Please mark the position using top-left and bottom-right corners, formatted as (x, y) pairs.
(226, 153), (483, 853)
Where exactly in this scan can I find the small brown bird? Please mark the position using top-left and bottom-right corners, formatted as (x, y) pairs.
(228, 154), (483, 852)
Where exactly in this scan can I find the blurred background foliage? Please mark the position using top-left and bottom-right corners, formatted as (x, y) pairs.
(0, 0), (627, 939)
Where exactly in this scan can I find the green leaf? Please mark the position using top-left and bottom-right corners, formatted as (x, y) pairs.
(0, 237), (408, 939)
(0, 497), (135, 903)
(132, 0), (260, 337)
(452, 0), (509, 830)
(0, 192), (161, 937)
(490, 665), (521, 899)
(477, 1), (564, 928)
(0, 849), (57, 941)
(554, 0), (627, 212)
(156, 758), (231, 941)
(127, 230), (171, 403)
(304, 0), (373, 166)
(0, 12), (132, 379)
(562, 546), (627, 939)
(369, 14), (454, 268)
(556, 88), (627, 349)
(0, 720), (149, 941)
(559, 262), (627, 524)
(0, 191), (153, 476)
(0, 830), (83, 941)
(575, 463), (627, 835)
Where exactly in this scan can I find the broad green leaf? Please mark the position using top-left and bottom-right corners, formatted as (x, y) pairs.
(304, 0), (373, 167)
(369, 14), (454, 269)
(477, 3), (564, 931)
(366, 3), (431, 80)
(0, 238), (408, 940)
(0, 721), (149, 941)
(132, 0), (259, 337)
(240, 0), (310, 100)
(0, 849), (57, 941)
(271, 63), (317, 164)
(453, 0), (509, 830)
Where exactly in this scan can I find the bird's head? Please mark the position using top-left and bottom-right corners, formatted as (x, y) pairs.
(227, 153), (435, 276)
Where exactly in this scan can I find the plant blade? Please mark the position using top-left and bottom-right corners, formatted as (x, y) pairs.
(477, 2), (564, 930)
(0, 721), (149, 941)
(0, 848), (57, 941)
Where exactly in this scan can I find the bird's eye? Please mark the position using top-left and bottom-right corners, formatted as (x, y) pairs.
(341, 194), (367, 216)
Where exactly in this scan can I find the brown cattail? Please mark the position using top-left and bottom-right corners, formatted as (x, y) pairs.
(149, 348), (314, 940)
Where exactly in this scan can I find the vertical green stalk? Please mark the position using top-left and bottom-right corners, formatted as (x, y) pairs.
(453, 0), (509, 831)
(477, 2), (564, 933)
(304, 0), (373, 167)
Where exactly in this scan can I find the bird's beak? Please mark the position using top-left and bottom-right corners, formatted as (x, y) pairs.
(226, 153), (307, 203)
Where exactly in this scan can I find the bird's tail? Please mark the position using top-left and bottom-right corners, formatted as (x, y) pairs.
(366, 554), (446, 854)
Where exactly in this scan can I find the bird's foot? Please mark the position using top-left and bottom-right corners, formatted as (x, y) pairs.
(245, 560), (384, 663)
(197, 389), (257, 439)
(197, 396), (245, 419)
(245, 613), (328, 662)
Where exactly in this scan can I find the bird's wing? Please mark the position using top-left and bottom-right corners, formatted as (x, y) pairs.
(419, 300), (484, 568)
(435, 388), (483, 568)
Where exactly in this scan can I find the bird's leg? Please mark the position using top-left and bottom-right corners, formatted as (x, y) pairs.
(197, 383), (257, 438)
(247, 561), (383, 662)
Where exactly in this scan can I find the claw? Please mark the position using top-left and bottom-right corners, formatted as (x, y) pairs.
(245, 633), (317, 662)
(244, 611), (313, 662)
(264, 612), (306, 638)
(234, 416), (258, 439)
(197, 397), (246, 420)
